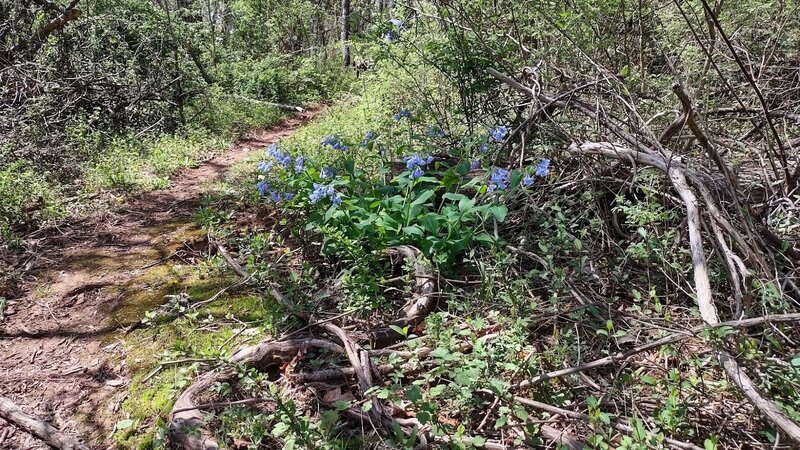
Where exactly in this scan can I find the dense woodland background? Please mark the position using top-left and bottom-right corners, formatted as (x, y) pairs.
(1, 0), (800, 449)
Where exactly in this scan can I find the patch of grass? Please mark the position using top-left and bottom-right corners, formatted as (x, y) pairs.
(0, 160), (65, 245)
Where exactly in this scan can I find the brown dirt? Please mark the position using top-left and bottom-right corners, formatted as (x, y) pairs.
(0, 108), (321, 450)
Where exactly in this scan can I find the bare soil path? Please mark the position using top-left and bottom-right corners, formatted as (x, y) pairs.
(0, 109), (320, 449)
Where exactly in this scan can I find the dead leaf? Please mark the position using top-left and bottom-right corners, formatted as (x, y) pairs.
(232, 437), (251, 449)
(323, 386), (355, 403)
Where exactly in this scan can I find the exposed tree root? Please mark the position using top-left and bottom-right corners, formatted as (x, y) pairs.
(0, 396), (89, 450)
(368, 245), (436, 348)
(169, 339), (345, 450)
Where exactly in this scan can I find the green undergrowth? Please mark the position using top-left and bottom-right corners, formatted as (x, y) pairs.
(187, 46), (800, 448)
(116, 280), (284, 449)
(0, 93), (288, 250)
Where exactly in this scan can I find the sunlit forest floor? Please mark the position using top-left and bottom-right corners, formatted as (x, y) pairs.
(0, 110), (321, 448)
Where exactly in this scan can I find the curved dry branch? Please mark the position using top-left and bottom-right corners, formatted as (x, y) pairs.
(169, 338), (344, 450)
(0, 396), (89, 450)
(569, 141), (800, 444)
(320, 323), (391, 431)
(369, 245), (436, 348)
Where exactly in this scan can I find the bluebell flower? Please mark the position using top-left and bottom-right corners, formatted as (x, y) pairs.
(404, 154), (433, 170)
(360, 131), (377, 147)
(470, 159), (480, 170)
(478, 143), (489, 153)
(321, 166), (335, 179)
(310, 183), (338, 204)
(257, 180), (270, 195)
(489, 167), (510, 191)
(309, 183), (327, 204)
(266, 143), (292, 168)
(426, 125), (445, 138)
(321, 135), (338, 146)
(284, 192), (294, 201)
(270, 191), (283, 203)
(385, 30), (399, 42)
(294, 156), (305, 173)
(389, 18), (404, 29)
(490, 125), (508, 142)
(394, 109), (412, 121)
(332, 141), (349, 151)
(410, 166), (424, 180)
(535, 159), (550, 177)
(257, 161), (273, 173)
(522, 174), (534, 186)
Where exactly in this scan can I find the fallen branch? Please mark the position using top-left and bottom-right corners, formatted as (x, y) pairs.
(169, 338), (344, 450)
(320, 323), (389, 431)
(503, 392), (703, 450)
(368, 246), (436, 348)
(229, 94), (304, 112)
(0, 396), (89, 450)
(519, 313), (800, 389)
(568, 141), (800, 444)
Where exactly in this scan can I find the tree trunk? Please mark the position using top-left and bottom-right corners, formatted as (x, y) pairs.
(341, 0), (350, 67)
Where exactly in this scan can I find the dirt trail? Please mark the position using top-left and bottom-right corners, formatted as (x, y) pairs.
(0, 109), (319, 449)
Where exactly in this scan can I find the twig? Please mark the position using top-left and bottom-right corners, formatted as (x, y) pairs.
(171, 397), (270, 415)
(519, 313), (800, 389)
(0, 396), (89, 450)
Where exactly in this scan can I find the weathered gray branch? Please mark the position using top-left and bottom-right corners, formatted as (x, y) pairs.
(0, 396), (89, 450)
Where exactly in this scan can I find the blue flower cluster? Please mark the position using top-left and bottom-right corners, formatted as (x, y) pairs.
(256, 179), (293, 203)
(257, 161), (273, 173)
(535, 159), (550, 177)
(385, 18), (404, 42)
(487, 159), (551, 192)
(310, 183), (342, 205)
(321, 135), (349, 151)
(470, 159), (481, 170)
(360, 131), (377, 147)
(404, 153), (433, 180)
(488, 168), (510, 191)
(294, 156), (305, 173)
(404, 154), (433, 170)
(490, 125), (508, 142)
(394, 109), (413, 121)
(267, 143), (293, 168)
(321, 166), (335, 179)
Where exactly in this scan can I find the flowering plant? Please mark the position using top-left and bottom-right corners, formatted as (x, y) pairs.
(253, 115), (552, 266)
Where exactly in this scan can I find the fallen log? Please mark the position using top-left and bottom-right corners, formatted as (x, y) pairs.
(0, 396), (89, 450)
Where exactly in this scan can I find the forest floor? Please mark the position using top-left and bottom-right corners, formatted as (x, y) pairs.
(0, 108), (321, 449)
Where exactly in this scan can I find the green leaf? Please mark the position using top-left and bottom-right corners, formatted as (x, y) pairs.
(389, 324), (409, 336)
(411, 189), (436, 206)
(443, 192), (469, 203)
(474, 233), (496, 245)
(406, 385), (422, 402)
(489, 204), (508, 222)
(471, 436), (487, 447)
(115, 419), (134, 431)
(402, 225), (423, 236)
(344, 158), (355, 174)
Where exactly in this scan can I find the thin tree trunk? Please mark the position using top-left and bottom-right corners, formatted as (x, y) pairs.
(341, 0), (350, 66)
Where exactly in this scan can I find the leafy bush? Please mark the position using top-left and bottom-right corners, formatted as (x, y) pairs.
(251, 112), (549, 268)
(0, 161), (64, 244)
(213, 56), (350, 105)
